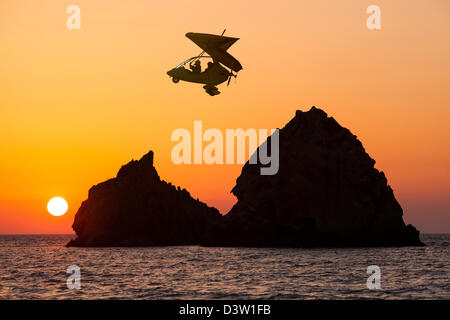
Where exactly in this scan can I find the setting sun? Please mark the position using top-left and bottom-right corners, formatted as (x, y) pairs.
(47, 197), (68, 216)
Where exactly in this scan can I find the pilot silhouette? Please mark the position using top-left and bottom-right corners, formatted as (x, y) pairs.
(204, 61), (216, 73)
(190, 60), (201, 73)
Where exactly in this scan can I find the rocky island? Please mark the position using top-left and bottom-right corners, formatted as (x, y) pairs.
(68, 107), (424, 247)
(67, 151), (221, 246)
(204, 107), (423, 247)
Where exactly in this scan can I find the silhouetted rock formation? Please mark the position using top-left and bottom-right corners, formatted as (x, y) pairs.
(204, 107), (424, 247)
(67, 151), (221, 247)
(68, 107), (424, 248)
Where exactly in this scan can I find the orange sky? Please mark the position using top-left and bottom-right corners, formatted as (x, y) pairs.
(1, 0), (449, 233)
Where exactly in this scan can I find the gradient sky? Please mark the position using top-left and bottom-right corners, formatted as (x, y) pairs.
(1, 0), (449, 233)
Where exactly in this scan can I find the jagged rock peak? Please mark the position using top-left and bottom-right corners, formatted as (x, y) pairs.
(206, 107), (424, 247)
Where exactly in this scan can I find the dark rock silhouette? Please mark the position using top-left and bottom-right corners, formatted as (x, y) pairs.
(68, 107), (424, 247)
(204, 107), (424, 247)
(67, 151), (222, 247)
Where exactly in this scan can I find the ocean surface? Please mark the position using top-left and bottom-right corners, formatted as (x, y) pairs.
(0, 234), (448, 299)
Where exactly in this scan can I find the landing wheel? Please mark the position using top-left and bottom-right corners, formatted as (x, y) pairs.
(172, 78), (179, 83)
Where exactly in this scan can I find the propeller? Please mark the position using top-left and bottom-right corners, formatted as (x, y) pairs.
(227, 60), (237, 86)
(227, 70), (237, 86)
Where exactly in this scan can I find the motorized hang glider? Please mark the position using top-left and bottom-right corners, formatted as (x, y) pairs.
(167, 30), (242, 96)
